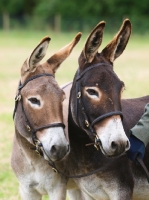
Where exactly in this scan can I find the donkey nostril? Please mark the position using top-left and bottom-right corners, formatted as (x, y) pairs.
(111, 141), (117, 150)
(126, 140), (130, 150)
(51, 145), (57, 154)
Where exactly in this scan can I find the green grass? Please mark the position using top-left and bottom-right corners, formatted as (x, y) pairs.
(0, 28), (149, 199)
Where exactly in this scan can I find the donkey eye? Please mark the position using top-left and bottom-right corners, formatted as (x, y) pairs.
(28, 98), (40, 106)
(86, 89), (98, 97)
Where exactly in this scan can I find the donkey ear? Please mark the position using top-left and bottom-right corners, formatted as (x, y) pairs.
(47, 32), (82, 73)
(22, 37), (51, 73)
(101, 19), (131, 63)
(83, 21), (106, 63)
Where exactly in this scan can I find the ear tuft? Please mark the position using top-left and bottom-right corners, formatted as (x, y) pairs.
(75, 32), (82, 43)
(27, 36), (51, 72)
(101, 19), (131, 62)
(83, 21), (106, 63)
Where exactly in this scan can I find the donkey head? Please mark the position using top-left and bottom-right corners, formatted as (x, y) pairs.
(14, 32), (81, 162)
(71, 19), (131, 157)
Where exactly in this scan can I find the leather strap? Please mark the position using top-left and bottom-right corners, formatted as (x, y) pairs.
(13, 73), (65, 147)
(91, 111), (123, 127)
(47, 154), (125, 178)
(136, 156), (149, 183)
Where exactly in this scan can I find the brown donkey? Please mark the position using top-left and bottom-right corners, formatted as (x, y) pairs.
(11, 33), (81, 200)
(61, 19), (149, 200)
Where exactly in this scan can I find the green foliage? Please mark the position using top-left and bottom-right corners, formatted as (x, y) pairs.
(0, 0), (149, 33)
(0, 0), (24, 14)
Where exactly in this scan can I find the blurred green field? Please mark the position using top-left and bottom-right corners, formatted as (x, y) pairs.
(0, 28), (149, 200)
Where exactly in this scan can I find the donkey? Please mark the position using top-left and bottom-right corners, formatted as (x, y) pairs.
(61, 19), (149, 200)
(11, 33), (82, 200)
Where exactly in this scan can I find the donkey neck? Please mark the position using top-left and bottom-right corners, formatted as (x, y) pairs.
(14, 128), (38, 162)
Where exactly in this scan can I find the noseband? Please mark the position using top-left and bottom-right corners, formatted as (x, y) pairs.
(13, 73), (65, 155)
(75, 63), (123, 149)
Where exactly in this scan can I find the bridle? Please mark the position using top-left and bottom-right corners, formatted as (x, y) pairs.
(68, 62), (149, 182)
(75, 63), (123, 149)
(13, 73), (65, 155)
(13, 71), (149, 182)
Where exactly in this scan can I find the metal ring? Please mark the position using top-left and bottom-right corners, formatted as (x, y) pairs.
(52, 168), (58, 174)
(15, 94), (21, 101)
(77, 92), (81, 99)
(85, 120), (89, 127)
(26, 125), (31, 132)
(94, 144), (99, 151)
(35, 149), (40, 155)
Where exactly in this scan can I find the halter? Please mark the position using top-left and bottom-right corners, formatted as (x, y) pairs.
(13, 72), (149, 182)
(13, 73), (65, 155)
(75, 63), (123, 149)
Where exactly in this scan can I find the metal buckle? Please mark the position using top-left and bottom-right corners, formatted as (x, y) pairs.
(94, 144), (99, 151)
(52, 168), (58, 173)
(35, 149), (40, 155)
(77, 91), (81, 99)
(35, 140), (42, 155)
(94, 135), (100, 150)
(85, 120), (89, 127)
(26, 125), (31, 132)
(15, 94), (21, 101)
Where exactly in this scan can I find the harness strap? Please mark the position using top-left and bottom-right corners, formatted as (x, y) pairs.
(76, 63), (112, 81)
(47, 154), (125, 178)
(136, 156), (149, 183)
(91, 111), (123, 127)
(13, 74), (54, 119)
(18, 73), (54, 90)
(13, 73), (65, 148)
(33, 123), (65, 133)
(75, 63), (123, 140)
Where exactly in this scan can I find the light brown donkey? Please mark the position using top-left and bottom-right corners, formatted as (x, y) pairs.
(11, 33), (81, 200)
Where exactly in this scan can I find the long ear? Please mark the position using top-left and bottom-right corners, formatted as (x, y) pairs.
(22, 36), (50, 74)
(83, 21), (106, 63)
(47, 32), (82, 73)
(101, 19), (131, 63)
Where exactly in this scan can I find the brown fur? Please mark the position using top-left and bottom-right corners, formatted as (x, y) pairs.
(62, 20), (149, 200)
(11, 33), (82, 200)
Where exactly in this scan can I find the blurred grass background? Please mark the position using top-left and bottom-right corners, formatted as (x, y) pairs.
(0, 28), (149, 199)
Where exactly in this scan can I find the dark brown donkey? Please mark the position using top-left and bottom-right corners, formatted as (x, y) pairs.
(11, 33), (81, 200)
(62, 19), (149, 200)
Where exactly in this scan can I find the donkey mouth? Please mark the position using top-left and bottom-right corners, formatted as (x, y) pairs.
(99, 145), (111, 157)
(43, 144), (70, 162)
(99, 142), (126, 158)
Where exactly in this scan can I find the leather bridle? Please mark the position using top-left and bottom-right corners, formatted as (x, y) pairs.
(13, 73), (65, 155)
(13, 71), (149, 182)
(75, 63), (123, 149)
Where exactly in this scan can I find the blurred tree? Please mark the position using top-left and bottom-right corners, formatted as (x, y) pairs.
(34, 0), (61, 32)
(0, 0), (149, 33)
(0, 0), (24, 31)
(34, 0), (104, 31)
